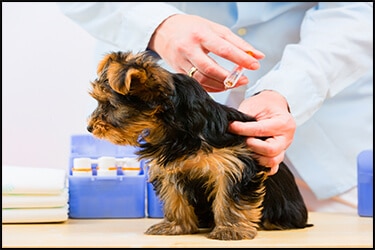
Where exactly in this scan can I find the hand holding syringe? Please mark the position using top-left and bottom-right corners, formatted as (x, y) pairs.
(224, 51), (256, 89)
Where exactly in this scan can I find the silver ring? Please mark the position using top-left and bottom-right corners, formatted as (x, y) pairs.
(188, 66), (198, 77)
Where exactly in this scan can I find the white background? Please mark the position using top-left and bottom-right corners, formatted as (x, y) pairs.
(3, 2), (98, 170)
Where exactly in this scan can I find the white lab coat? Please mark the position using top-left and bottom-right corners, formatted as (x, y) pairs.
(58, 2), (373, 200)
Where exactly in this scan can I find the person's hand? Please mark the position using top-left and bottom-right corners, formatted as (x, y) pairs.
(148, 14), (265, 92)
(228, 90), (296, 175)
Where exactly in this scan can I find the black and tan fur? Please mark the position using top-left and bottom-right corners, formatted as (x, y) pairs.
(87, 51), (311, 240)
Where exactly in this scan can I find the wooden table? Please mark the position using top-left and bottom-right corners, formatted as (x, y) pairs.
(2, 212), (373, 248)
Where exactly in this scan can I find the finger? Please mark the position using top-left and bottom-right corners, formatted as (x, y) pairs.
(267, 164), (279, 176)
(198, 73), (249, 92)
(252, 153), (283, 171)
(183, 44), (261, 87)
(212, 26), (266, 60)
(246, 136), (286, 157)
(185, 57), (250, 91)
(187, 51), (231, 83)
(229, 120), (281, 138)
(183, 64), (224, 92)
(183, 45), (258, 90)
(201, 35), (264, 69)
(253, 152), (284, 175)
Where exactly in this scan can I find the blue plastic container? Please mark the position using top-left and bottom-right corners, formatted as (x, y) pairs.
(146, 182), (164, 218)
(143, 164), (164, 218)
(357, 149), (373, 217)
(68, 134), (146, 218)
(69, 175), (146, 218)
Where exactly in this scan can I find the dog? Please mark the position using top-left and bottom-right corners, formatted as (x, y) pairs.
(87, 51), (312, 240)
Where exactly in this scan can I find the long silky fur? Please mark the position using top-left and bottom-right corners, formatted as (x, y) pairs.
(87, 51), (311, 240)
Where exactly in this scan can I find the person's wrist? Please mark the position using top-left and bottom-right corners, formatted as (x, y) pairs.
(253, 89), (291, 113)
(148, 14), (180, 53)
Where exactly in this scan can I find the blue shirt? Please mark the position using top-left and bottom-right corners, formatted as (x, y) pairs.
(58, 2), (373, 200)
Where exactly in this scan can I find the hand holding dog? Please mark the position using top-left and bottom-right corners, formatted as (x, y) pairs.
(229, 90), (296, 175)
(148, 14), (265, 92)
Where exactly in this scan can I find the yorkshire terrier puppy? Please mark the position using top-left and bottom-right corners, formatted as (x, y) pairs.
(87, 51), (311, 240)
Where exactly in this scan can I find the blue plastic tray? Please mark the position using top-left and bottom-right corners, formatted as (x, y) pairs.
(68, 134), (146, 218)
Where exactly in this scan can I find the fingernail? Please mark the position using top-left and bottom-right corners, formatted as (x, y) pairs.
(256, 51), (265, 58)
(246, 50), (265, 59)
(250, 61), (260, 70)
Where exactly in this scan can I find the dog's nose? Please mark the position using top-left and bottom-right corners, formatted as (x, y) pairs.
(87, 126), (93, 133)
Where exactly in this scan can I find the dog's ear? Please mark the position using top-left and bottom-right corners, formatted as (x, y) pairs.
(96, 53), (111, 76)
(96, 51), (175, 103)
(108, 66), (147, 95)
(96, 52), (147, 95)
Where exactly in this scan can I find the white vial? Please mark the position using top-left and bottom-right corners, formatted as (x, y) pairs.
(122, 157), (141, 176)
(72, 158), (93, 177)
(97, 156), (118, 176)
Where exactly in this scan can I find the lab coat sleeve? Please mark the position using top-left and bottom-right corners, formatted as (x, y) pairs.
(57, 2), (184, 53)
(249, 2), (373, 126)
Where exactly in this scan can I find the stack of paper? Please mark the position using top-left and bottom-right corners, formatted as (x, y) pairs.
(2, 165), (69, 223)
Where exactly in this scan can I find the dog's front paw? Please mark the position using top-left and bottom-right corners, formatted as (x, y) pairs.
(208, 225), (257, 240)
(145, 221), (198, 235)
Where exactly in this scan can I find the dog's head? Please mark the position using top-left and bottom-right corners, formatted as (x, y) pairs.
(87, 51), (175, 146)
